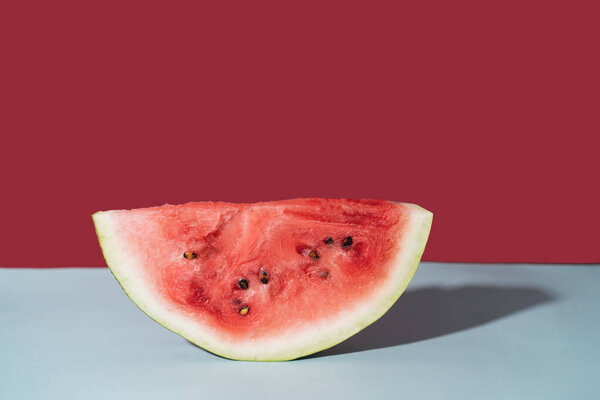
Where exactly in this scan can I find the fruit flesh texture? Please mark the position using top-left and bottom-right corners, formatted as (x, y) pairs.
(114, 199), (406, 340)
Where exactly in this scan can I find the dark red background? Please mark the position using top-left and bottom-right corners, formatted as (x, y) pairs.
(1, 1), (598, 267)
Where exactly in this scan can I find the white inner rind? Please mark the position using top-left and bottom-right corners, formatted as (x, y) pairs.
(92, 202), (432, 361)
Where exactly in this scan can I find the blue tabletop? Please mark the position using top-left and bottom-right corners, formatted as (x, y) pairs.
(1, 262), (599, 399)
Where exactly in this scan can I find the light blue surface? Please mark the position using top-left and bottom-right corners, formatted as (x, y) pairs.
(1, 262), (599, 399)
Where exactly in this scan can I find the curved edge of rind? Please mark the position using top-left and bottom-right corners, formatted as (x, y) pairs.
(92, 211), (240, 360)
(92, 204), (433, 361)
(286, 203), (433, 360)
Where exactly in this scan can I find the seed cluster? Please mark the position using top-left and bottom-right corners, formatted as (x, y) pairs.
(231, 235), (354, 317)
(305, 236), (354, 259)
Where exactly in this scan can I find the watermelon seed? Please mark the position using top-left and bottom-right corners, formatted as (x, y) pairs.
(320, 270), (329, 279)
(239, 306), (249, 316)
(309, 250), (320, 259)
(324, 237), (334, 245)
(342, 236), (353, 248)
(183, 251), (197, 259)
(260, 269), (269, 284)
(238, 279), (249, 290)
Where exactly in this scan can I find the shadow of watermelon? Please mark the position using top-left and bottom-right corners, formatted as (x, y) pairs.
(305, 285), (554, 358)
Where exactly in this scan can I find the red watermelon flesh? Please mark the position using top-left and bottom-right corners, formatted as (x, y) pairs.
(93, 199), (432, 361)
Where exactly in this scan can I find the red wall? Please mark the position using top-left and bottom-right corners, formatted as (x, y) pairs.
(1, 1), (598, 267)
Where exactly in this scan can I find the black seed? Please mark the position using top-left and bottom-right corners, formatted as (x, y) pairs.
(238, 279), (249, 290)
(239, 306), (249, 316)
(342, 236), (353, 248)
(309, 250), (319, 259)
(260, 269), (269, 284)
(324, 237), (334, 245)
(183, 251), (197, 259)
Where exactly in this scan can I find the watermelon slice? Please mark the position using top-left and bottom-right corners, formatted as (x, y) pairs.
(92, 199), (432, 361)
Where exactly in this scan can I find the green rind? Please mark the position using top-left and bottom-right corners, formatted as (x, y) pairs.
(92, 203), (433, 361)
(92, 212), (234, 361)
(270, 204), (433, 360)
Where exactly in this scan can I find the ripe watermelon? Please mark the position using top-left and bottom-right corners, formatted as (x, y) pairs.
(92, 199), (432, 361)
